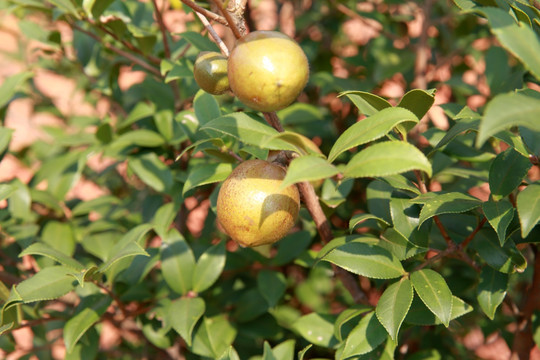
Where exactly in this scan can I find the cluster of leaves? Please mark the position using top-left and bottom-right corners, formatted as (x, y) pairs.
(0, 0), (539, 359)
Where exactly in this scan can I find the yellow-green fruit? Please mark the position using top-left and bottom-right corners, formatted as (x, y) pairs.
(227, 30), (309, 112)
(193, 51), (230, 95)
(216, 159), (300, 247)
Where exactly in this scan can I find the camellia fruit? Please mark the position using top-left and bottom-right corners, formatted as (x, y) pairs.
(193, 51), (230, 95)
(216, 159), (300, 247)
(227, 30), (309, 112)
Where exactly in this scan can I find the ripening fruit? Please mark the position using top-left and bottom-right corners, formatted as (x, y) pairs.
(216, 159), (300, 247)
(227, 30), (309, 112)
(193, 51), (230, 95)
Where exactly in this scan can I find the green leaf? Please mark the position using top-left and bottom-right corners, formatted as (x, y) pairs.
(341, 311), (387, 358)
(262, 341), (278, 360)
(260, 131), (323, 156)
(321, 242), (405, 279)
(217, 346), (241, 360)
(375, 278), (413, 340)
(19, 242), (84, 271)
(320, 178), (354, 208)
(183, 163), (233, 196)
(200, 112), (297, 152)
(380, 174), (421, 195)
(281, 155), (339, 188)
(270, 339), (296, 360)
(483, 200), (514, 245)
(257, 270), (287, 308)
(152, 201), (181, 239)
(292, 313), (339, 348)
(161, 58), (193, 83)
(98, 224), (152, 273)
(194, 90), (221, 126)
(119, 102), (156, 129)
(0, 71), (33, 108)
(397, 89), (436, 120)
(428, 117), (480, 156)
(192, 241), (226, 293)
(8, 179), (31, 220)
(111, 129), (166, 149)
(349, 213), (390, 232)
(472, 7), (540, 81)
(298, 345), (312, 360)
(339, 91), (392, 116)
(0, 127), (13, 162)
(476, 92), (540, 147)
(471, 229), (527, 273)
(405, 296), (472, 326)
(477, 266), (508, 320)
(191, 315), (237, 358)
(412, 192), (482, 227)
(161, 229), (196, 295)
(0, 184), (16, 202)
(170, 297), (205, 346)
(128, 153), (174, 193)
(379, 228), (428, 261)
(410, 269), (453, 327)
(489, 148), (531, 200)
(334, 305), (372, 341)
(517, 184), (540, 238)
(179, 31), (220, 52)
(328, 107), (419, 163)
(64, 293), (112, 353)
(4, 266), (76, 310)
(344, 141), (432, 179)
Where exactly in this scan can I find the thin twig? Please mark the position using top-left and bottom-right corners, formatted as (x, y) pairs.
(211, 0), (243, 39)
(71, 23), (162, 77)
(180, 0), (228, 26)
(459, 217), (487, 250)
(196, 12), (230, 56)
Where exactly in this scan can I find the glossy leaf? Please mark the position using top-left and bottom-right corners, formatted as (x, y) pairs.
(339, 91), (392, 116)
(98, 224), (152, 273)
(128, 153), (174, 193)
(517, 184), (540, 238)
(471, 229), (527, 273)
(292, 313), (339, 348)
(191, 315), (237, 358)
(473, 7), (540, 81)
(200, 112), (297, 151)
(257, 270), (287, 308)
(341, 311), (387, 359)
(334, 305), (372, 341)
(192, 241), (226, 293)
(376, 278), (413, 340)
(397, 89), (436, 120)
(476, 92), (540, 147)
(477, 267), (508, 320)
(405, 296), (472, 326)
(483, 200), (514, 245)
(411, 269), (453, 327)
(183, 163), (233, 196)
(281, 155), (339, 188)
(344, 141), (432, 179)
(170, 296), (205, 346)
(161, 229), (196, 295)
(349, 213), (390, 232)
(64, 293), (112, 353)
(19, 242), (85, 271)
(489, 148), (531, 200)
(412, 192), (482, 227)
(379, 227), (427, 261)
(328, 107), (419, 162)
(321, 242), (405, 279)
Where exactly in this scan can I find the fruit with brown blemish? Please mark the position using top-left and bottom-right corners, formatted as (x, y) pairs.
(216, 159), (300, 247)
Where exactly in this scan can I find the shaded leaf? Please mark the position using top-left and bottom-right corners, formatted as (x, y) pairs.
(341, 311), (387, 358)
(191, 315), (237, 358)
(0, 71), (33, 108)
(98, 224), (152, 273)
(489, 147), (531, 200)
(344, 141), (432, 179)
(334, 305), (372, 341)
(405, 295), (472, 326)
(349, 213), (390, 232)
(119, 102), (155, 129)
(129, 153), (174, 193)
(339, 91), (392, 116)
(328, 107), (419, 162)
(321, 241), (405, 279)
(477, 267), (508, 320)
(375, 278), (413, 340)
(161, 229), (196, 295)
(183, 163), (233, 196)
(517, 184), (540, 238)
(472, 229), (527, 273)
(397, 89), (436, 120)
(192, 241), (226, 293)
(179, 31), (220, 52)
(194, 90), (221, 126)
(379, 227), (428, 261)
(281, 155), (339, 188)
(483, 200), (514, 245)
(19, 242), (85, 271)
(170, 297), (205, 346)
(428, 117), (480, 156)
(292, 313), (339, 348)
(411, 269), (453, 327)
(257, 270), (287, 308)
